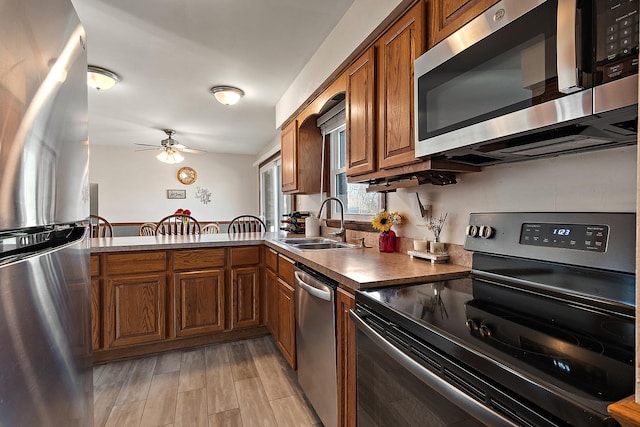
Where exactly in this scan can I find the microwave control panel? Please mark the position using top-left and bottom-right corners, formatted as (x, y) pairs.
(597, 0), (639, 82)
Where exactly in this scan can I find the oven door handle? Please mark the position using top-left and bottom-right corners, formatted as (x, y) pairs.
(349, 309), (519, 427)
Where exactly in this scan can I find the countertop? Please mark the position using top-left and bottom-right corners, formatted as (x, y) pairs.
(91, 232), (470, 291)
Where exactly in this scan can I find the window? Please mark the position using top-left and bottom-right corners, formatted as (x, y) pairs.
(328, 124), (381, 220)
(259, 156), (292, 232)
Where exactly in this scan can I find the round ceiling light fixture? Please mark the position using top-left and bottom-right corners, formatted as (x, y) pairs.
(87, 65), (120, 90)
(209, 85), (244, 106)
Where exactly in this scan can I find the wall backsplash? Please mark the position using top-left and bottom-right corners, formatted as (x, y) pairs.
(387, 145), (637, 246)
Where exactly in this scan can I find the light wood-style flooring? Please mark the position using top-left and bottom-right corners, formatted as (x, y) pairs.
(93, 336), (321, 427)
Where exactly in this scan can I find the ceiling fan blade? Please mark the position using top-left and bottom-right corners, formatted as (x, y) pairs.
(135, 147), (162, 152)
(173, 144), (187, 150)
(134, 143), (161, 147)
(180, 148), (208, 154)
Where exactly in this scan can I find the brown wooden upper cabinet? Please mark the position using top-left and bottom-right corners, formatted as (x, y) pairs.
(281, 75), (346, 194)
(346, 1), (426, 179)
(346, 47), (376, 176)
(428, 0), (499, 48)
(376, 1), (425, 170)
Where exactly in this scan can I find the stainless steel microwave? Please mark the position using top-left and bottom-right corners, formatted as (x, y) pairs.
(414, 0), (638, 166)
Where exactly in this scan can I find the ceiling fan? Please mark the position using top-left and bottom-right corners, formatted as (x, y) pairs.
(135, 129), (207, 164)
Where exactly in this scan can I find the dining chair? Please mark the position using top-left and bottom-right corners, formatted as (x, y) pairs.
(155, 214), (201, 235)
(139, 222), (157, 236)
(90, 214), (113, 238)
(200, 223), (220, 234)
(228, 215), (266, 233)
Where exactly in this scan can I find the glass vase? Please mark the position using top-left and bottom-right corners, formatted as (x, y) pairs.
(379, 230), (397, 252)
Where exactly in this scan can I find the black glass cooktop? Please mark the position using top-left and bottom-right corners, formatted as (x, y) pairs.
(356, 276), (634, 404)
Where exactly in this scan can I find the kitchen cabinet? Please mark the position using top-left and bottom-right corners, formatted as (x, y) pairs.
(346, 47), (376, 176)
(230, 246), (261, 329)
(376, 0), (425, 170)
(264, 247), (297, 369)
(281, 74), (346, 194)
(92, 245), (268, 363)
(337, 287), (357, 427)
(277, 277), (296, 369)
(281, 119), (324, 195)
(428, 0), (499, 48)
(173, 248), (226, 337)
(104, 251), (167, 348)
(90, 255), (101, 350)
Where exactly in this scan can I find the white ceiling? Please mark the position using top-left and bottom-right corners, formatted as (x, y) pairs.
(71, 0), (354, 156)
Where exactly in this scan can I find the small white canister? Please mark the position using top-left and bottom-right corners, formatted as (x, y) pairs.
(305, 216), (320, 237)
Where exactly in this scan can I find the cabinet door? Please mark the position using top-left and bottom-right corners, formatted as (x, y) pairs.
(337, 288), (357, 427)
(277, 279), (296, 369)
(265, 268), (279, 336)
(346, 47), (376, 177)
(281, 120), (298, 192)
(174, 269), (225, 337)
(105, 273), (166, 348)
(91, 278), (101, 350)
(376, 1), (425, 170)
(231, 267), (260, 329)
(429, 0), (499, 48)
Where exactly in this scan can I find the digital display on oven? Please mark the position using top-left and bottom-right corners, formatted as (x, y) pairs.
(519, 223), (608, 252)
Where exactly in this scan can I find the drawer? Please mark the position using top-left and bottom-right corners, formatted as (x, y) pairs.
(105, 251), (167, 275)
(265, 248), (278, 272)
(91, 255), (100, 277)
(278, 254), (295, 285)
(173, 248), (225, 270)
(230, 246), (260, 266)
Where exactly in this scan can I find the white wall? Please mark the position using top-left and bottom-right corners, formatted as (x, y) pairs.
(387, 145), (637, 245)
(90, 144), (258, 222)
(275, 0), (402, 128)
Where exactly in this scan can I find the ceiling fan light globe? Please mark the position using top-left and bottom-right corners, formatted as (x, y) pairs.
(156, 150), (184, 164)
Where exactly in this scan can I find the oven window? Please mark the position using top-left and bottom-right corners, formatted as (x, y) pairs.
(357, 329), (486, 426)
(418, 1), (563, 140)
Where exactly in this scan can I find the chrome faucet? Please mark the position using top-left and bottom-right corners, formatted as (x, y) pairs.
(317, 197), (346, 242)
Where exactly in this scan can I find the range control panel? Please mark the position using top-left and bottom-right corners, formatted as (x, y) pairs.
(519, 223), (609, 252)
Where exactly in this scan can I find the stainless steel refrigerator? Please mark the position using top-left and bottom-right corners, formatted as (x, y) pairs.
(0, 0), (92, 425)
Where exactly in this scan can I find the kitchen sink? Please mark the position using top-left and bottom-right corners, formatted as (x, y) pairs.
(277, 237), (355, 250)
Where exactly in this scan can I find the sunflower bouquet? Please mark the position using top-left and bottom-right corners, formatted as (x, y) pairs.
(371, 211), (403, 233)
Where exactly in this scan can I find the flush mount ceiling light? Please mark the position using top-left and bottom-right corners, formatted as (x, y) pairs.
(209, 85), (244, 105)
(87, 65), (120, 90)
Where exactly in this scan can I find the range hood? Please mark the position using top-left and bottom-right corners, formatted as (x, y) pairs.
(439, 100), (638, 166)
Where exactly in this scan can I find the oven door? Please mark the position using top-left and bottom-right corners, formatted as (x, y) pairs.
(350, 306), (572, 427)
(351, 310), (517, 427)
(415, 0), (592, 158)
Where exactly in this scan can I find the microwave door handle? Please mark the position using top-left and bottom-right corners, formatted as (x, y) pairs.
(557, 0), (583, 94)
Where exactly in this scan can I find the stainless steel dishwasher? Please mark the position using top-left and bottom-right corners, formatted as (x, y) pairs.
(294, 263), (338, 427)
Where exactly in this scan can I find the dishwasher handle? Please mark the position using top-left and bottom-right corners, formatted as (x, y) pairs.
(295, 271), (332, 302)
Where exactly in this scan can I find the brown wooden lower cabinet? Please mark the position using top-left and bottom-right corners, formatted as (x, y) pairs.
(231, 266), (260, 329)
(265, 268), (279, 334)
(174, 269), (225, 337)
(92, 246), (269, 363)
(337, 287), (357, 427)
(277, 278), (296, 369)
(105, 272), (166, 348)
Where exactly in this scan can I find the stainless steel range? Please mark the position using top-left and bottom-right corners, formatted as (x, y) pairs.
(352, 212), (634, 426)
